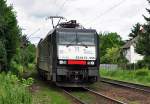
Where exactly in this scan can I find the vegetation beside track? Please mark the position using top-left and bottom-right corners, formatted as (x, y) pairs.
(31, 78), (72, 104)
(100, 68), (150, 86)
(0, 72), (33, 104)
(0, 71), (73, 104)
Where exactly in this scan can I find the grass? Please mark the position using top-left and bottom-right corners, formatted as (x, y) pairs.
(32, 79), (72, 104)
(0, 70), (73, 104)
(72, 91), (95, 104)
(7, 67), (73, 104)
(100, 68), (150, 86)
(0, 72), (32, 104)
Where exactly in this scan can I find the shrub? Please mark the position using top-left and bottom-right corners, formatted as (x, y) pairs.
(10, 60), (24, 76)
(135, 69), (149, 76)
(22, 77), (34, 87)
(28, 63), (35, 71)
(136, 60), (145, 69)
(0, 73), (32, 104)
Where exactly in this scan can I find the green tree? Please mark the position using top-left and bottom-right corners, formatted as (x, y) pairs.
(99, 32), (124, 63)
(0, 40), (7, 69)
(11, 35), (36, 74)
(102, 47), (128, 64)
(0, 0), (21, 70)
(20, 35), (36, 66)
(20, 43), (36, 67)
(136, 0), (150, 69)
(129, 23), (141, 39)
(102, 47), (120, 64)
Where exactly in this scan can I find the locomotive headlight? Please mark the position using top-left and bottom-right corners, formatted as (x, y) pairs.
(91, 61), (94, 65)
(87, 61), (91, 65)
(59, 60), (67, 64)
(87, 61), (95, 65)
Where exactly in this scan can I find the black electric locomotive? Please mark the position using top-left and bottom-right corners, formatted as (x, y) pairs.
(37, 19), (100, 87)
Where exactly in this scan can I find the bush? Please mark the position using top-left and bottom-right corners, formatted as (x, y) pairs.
(136, 56), (150, 70)
(28, 63), (35, 71)
(0, 73), (32, 104)
(10, 60), (24, 76)
(22, 77), (34, 87)
(143, 56), (150, 69)
(136, 60), (145, 69)
(135, 69), (149, 76)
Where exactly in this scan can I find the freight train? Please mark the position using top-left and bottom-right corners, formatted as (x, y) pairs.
(36, 19), (100, 87)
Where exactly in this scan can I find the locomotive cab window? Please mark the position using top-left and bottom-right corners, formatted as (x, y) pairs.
(57, 32), (76, 45)
(77, 32), (95, 45)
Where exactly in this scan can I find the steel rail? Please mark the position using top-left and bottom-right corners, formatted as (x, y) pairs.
(83, 87), (126, 104)
(63, 89), (87, 104)
(100, 77), (150, 93)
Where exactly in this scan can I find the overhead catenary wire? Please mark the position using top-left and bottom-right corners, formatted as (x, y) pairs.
(27, 28), (42, 44)
(46, 0), (69, 29)
(32, 0), (127, 44)
(24, 0), (69, 45)
(86, 0), (127, 25)
(56, 0), (69, 16)
(41, 0), (71, 44)
(27, 28), (40, 38)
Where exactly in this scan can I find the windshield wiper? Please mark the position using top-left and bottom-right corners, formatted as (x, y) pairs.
(78, 42), (88, 48)
(66, 39), (76, 47)
(66, 41), (88, 48)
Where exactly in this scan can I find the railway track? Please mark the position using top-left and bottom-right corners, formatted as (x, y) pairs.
(63, 87), (126, 104)
(63, 89), (87, 104)
(83, 87), (126, 104)
(100, 77), (150, 93)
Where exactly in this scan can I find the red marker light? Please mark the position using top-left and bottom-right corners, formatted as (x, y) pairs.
(68, 60), (86, 65)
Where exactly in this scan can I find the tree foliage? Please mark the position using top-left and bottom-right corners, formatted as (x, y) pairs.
(11, 35), (36, 74)
(135, 0), (150, 69)
(102, 47), (120, 64)
(0, 1), (36, 73)
(129, 23), (141, 39)
(99, 32), (125, 64)
(0, 0), (21, 70)
(0, 40), (7, 68)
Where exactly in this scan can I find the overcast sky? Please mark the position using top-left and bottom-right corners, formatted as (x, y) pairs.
(7, 0), (149, 44)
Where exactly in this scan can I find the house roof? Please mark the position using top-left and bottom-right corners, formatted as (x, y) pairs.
(122, 37), (138, 49)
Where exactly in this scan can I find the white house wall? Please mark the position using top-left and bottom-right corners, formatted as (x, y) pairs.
(125, 45), (144, 63)
(124, 48), (131, 63)
(130, 45), (143, 63)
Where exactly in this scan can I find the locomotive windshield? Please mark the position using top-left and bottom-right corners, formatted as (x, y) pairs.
(57, 31), (95, 45)
(57, 32), (76, 44)
(77, 32), (95, 45)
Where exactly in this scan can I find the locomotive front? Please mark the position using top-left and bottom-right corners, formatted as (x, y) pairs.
(56, 28), (99, 87)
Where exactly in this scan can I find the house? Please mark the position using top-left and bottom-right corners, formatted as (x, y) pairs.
(122, 37), (144, 63)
